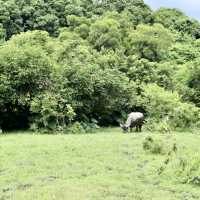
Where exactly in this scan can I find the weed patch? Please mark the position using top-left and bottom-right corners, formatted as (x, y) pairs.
(143, 136), (177, 155)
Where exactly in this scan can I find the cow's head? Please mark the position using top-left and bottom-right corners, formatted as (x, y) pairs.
(120, 123), (128, 133)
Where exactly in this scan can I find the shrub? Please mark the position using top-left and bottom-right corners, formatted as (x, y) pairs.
(0, 41), (53, 130)
(64, 122), (86, 134)
(80, 120), (100, 133)
(142, 84), (200, 129)
(60, 64), (133, 125)
(144, 118), (172, 134)
(143, 136), (177, 155)
(64, 121), (100, 134)
(30, 92), (76, 131)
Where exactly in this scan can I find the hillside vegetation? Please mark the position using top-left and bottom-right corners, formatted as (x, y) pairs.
(1, 0), (200, 132)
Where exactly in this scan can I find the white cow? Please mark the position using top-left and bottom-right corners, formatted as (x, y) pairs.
(120, 112), (144, 133)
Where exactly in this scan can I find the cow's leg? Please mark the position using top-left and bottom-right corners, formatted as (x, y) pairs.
(136, 125), (139, 132)
(130, 127), (133, 133)
(138, 124), (142, 132)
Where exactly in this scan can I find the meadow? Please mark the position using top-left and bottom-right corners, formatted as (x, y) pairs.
(1, 1), (200, 199)
(1, 128), (200, 200)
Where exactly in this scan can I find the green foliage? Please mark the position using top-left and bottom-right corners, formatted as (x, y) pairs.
(143, 135), (177, 155)
(60, 65), (132, 125)
(0, 0), (150, 40)
(127, 57), (157, 83)
(126, 24), (173, 61)
(0, 45), (52, 100)
(143, 136), (164, 154)
(0, 32), (53, 129)
(96, 49), (127, 70)
(1, 0), (200, 131)
(9, 30), (51, 50)
(33, 14), (60, 36)
(64, 122), (86, 134)
(142, 84), (200, 129)
(161, 149), (200, 187)
(89, 16), (121, 50)
(92, 0), (152, 24)
(144, 118), (172, 134)
(169, 43), (200, 64)
(0, 24), (5, 43)
(30, 93), (76, 131)
(174, 154), (200, 185)
(174, 58), (200, 107)
(155, 62), (177, 89)
(186, 58), (200, 106)
(154, 8), (200, 39)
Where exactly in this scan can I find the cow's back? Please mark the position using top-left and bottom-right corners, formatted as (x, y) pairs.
(125, 112), (144, 127)
(128, 112), (144, 122)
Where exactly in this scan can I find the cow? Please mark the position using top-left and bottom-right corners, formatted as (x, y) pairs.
(120, 112), (144, 133)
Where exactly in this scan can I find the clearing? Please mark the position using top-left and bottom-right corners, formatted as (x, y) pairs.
(0, 128), (200, 200)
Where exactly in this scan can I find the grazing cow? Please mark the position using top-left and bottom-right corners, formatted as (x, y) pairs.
(120, 112), (144, 133)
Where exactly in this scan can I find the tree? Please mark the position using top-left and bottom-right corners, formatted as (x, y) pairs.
(92, 0), (152, 25)
(168, 42), (200, 64)
(127, 57), (157, 83)
(33, 14), (59, 36)
(126, 24), (173, 61)
(89, 16), (121, 51)
(141, 84), (200, 128)
(59, 64), (133, 125)
(153, 8), (200, 39)
(183, 58), (200, 107)
(0, 24), (6, 43)
(0, 37), (53, 130)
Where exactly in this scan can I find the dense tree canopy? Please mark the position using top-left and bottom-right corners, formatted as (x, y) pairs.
(126, 23), (173, 61)
(1, 0), (200, 132)
(153, 8), (200, 39)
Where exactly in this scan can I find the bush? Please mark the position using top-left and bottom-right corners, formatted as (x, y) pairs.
(64, 121), (100, 134)
(30, 92), (76, 131)
(0, 40), (53, 130)
(60, 64), (133, 125)
(143, 136), (177, 155)
(144, 118), (172, 134)
(64, 122), (86, 134)
(80, 120), (100, 133)
(142, 84), (200, 129)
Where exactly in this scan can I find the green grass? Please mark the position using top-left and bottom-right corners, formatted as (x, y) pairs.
(1, 128), (200, 200)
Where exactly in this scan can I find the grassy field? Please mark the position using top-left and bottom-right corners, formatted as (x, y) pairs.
(1, 128), (200, 200)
